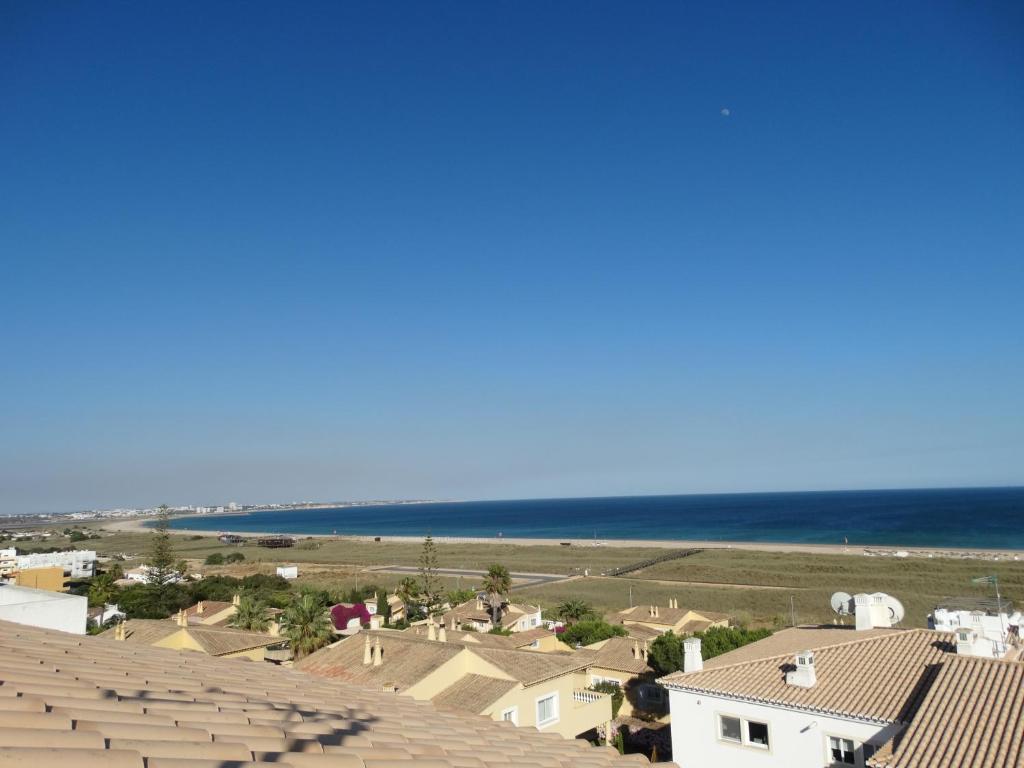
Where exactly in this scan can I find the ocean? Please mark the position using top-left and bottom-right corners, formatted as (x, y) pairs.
(165, 486), (1024, 549)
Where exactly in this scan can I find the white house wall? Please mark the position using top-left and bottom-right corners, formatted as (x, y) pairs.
(668, 689), (901, 768)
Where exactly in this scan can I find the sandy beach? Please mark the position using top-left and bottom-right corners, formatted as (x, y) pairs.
(102, 514), (1024, 560)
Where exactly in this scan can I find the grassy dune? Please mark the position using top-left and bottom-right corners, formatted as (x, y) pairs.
(29, 525), (1022, 629)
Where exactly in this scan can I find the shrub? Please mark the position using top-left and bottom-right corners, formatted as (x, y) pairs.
(589, 680), (624, 718)
(559, 620), (628, 648)
(224, 552), (245, 564)
(204, 553), (225, 565)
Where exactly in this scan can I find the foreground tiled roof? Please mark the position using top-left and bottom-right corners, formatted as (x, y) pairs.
(431, 674), (520, 713)
(0, 620), (654, 767)
(660, 629), (955, 723)
(868, 655), (1024, 768)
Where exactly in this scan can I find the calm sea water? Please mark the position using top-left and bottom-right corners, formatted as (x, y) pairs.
(165, 487), (1024, 549)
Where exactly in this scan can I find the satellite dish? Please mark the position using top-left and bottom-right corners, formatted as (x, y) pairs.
(831, 592), (853, 615)
(882, 595), (905, 625)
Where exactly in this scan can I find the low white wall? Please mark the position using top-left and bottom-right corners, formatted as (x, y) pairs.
(667, 689), (900, 768)
(0, 585), (87, 634)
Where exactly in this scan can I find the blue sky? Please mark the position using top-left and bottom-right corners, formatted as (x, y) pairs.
(2, 2), (1022, 514)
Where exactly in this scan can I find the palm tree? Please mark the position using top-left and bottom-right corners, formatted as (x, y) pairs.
(397, 576), (419, 603)
(481, 564), (512, 624)
(280, 593), (334, 659)
(557, 599), (591, 625)
(88, 572), (118, 607)
(230, 595), (269, 632)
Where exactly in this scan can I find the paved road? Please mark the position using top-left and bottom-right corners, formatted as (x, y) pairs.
(365, 565), (571, 590)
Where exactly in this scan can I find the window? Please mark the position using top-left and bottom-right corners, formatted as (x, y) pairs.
(830, 736), (856, 764)
(531, 617), (540, 626)
(501, 707), (518, 726)
(637, 684), (664, 703)
(747, 720), (769, 748)
(536, 693), (558, 727)
(719, 715), (742, 743)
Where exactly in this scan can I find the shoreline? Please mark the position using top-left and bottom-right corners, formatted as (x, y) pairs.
(102, 515), (1024, 560)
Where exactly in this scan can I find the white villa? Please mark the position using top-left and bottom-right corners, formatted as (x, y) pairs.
(928, 597), (1021, 659)
(660, 616), (1024, 768)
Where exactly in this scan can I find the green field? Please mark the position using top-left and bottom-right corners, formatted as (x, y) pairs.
(20, 524), (1022, 629)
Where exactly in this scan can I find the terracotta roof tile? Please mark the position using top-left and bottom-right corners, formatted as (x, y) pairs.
(868, 655), (1024, 768)
(660, 628), (954, 723)
(431, 674), (520, 713)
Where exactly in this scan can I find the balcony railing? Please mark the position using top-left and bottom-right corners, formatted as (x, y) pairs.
(573, 689), (608, 706)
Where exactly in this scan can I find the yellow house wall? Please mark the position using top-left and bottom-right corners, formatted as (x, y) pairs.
(152, 629), (203, 652)
(14, 567), (66, 592)
(482, 670), (610, 739)
(403, 649), (516, 699)
(526, 634), (565, 653)
(586, 665), (670, 722)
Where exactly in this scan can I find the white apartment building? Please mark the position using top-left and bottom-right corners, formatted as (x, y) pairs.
(14, 549), (96, 578)
(0, 583), (87, 634)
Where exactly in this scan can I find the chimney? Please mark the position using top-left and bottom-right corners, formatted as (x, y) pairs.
(641, 640), (649, 661)
(363, 634), (372, 665)
(232, 593), (241, 607)
(956, 629), (982, 656)
(649, 605), (655, 617)
(438, 625), (447, 642)
(370, 615), (382, 630)
(632, 641), (639, 660)
(683, 637), (703, 673)
(372, 637), (383, 667)
(654, 606), (659, 618)
(269, 621), (280, 637)
(115, 622), (126, 641)
(177, 609), (188, 627)
(449, 617), (456, 631)
(428, 621), (437, 641)
(197, 601), (205, 614)
(476, 597), (483, 610)
(785, 651), (817, 687)
(854, 593), (873, 631)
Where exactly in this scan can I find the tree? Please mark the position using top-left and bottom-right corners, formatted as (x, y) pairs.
(88, 572), (118, 607)
(109, 562), (124, 580)
(647, 626), (773, 676)
(146, 506), (177, 588)
(481, 564), (511, 624)
(556, 599), (592, 625)
(446, 588), (477, 607)
(230, 595), (269, 632)
(375, 589), (392, 624)
(280, 593), (334, 659)
(648, 631), (684, 676)
(559, 619), (628, 648)
(417, 535), (441, 613)
(397, 576), (419, 602)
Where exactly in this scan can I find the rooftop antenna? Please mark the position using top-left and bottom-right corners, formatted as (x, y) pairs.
(972, 575), (1005, 638)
